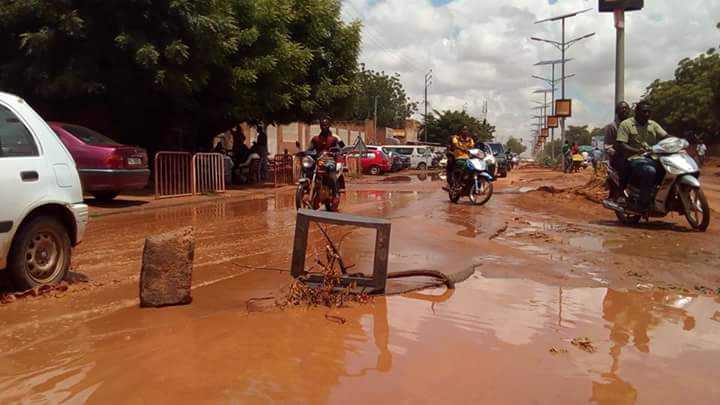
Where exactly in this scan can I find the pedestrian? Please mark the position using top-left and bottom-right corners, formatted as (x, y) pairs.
(562, 140), (572, 173)
(592, 146), (603, 174)
(256, 124), (269, 181)
(697, 138), (707, 167)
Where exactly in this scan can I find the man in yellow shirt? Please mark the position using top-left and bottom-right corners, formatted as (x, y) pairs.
(449, 126), (475, 186)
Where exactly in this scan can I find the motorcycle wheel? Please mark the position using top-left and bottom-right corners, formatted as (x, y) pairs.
(469, 178), (493, 206)
(615, 211), (641, 225)
(325, 193), (340, 212)
(448, 187), (460, 203)
(681, 186), (710, 231)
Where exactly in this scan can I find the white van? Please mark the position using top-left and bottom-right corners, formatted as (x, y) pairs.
(0, 92), (89, 289)
(382, 145), (433, 170)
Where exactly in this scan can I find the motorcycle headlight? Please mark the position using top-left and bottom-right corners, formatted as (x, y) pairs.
(302, 156), (314, 169)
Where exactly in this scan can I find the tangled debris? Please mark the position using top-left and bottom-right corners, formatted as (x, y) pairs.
(571, 337), (597, 353)
(549, 347), (569, 355)
(1, 283), (70, 304)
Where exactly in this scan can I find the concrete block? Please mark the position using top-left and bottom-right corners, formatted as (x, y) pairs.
(139, 226), (195, 307)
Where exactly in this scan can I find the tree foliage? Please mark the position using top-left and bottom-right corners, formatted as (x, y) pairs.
(643, 22), (720, 141)
(424, 110), (495, 145)
(504, 136), (527, 155)
(348, 65), (417, 128)
(0, 0), (361, 150)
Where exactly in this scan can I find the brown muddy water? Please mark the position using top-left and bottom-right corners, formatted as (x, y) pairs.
(1, 274), (718, 404)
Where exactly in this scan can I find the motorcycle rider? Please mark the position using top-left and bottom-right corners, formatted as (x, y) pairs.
(449, 126), (475, 187)
(616, 100), (668, 212)
(307, 117), (345, 195)
(604, 101), (632, 199)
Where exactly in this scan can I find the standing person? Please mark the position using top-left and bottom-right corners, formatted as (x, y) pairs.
(697, 137), (707, 168)
(592, 146), (603, 174)
(604, 101), (632, 199)
(256, 124), (269, 181)
(562, 140), (571, 173)
(616, 100), (668, 212)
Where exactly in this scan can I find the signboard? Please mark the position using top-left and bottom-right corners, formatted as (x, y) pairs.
(547, 115), (559, 128)
(599, 0), (644, 12)
(541, 128), (549, 139)
(555, 99), (572, 118)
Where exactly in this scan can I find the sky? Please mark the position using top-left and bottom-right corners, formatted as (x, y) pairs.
(341, 0), (720, 145)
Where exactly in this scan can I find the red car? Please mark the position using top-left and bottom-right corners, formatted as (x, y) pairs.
(343, 146), (391, 175)
(49, 122), (150, 201)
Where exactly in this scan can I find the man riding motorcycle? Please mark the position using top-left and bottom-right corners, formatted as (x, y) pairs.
(306, 118), (346, 195)
(615, 100), (668, 212)
(449, 126), (475, 187)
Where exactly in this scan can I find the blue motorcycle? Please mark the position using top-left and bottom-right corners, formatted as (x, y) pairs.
(448, 148), (494, 205)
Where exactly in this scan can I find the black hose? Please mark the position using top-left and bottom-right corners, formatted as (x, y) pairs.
(387, 270), (455, 289)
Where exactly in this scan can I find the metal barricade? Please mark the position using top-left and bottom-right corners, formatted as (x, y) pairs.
(155, 152), (194, 199)
(273, 154), (295, 186)
(345, 154), (363, 178)
(193, 153), (226, 195)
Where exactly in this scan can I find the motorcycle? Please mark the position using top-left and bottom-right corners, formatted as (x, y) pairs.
(295, 147), (344, 212)
(448, 148), (494, 205)
(602, 137), (710, 231)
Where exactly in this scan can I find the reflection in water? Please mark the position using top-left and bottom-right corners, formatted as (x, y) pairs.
(2, 277), (719, 404)
(591, 289), (698, 405)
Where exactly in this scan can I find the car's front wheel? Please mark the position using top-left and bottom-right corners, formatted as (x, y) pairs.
(8, 216), (71, 290)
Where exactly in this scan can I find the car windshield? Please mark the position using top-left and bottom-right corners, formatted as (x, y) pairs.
(489, 144), (504, 155)
(62, 124), (119, 145)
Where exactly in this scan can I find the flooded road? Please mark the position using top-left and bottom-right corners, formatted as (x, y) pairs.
(1, 275), (718, 404)
(1, 166), (720, 404)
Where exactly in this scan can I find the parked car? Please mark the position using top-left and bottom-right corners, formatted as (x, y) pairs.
(0, 92), (89, 289)
(483, 142), (508, 178)
(343, 146), (392, 175)
(49, 122), (150, 201)
(398, 154), (412, 170)
(382, 149), (403, 172)
(382, 145), (433, 170)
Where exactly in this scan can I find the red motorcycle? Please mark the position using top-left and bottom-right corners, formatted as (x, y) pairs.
(295, 147), (345, 212)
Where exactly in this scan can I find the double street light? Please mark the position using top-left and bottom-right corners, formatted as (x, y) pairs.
(530, 8), (595, 166)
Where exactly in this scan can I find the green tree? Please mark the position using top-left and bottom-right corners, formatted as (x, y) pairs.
(564, 125), (594, 146)
(643, 22), (720, 141)
(424, 109), (495, 145)
(504, 136), (527, 155)
(0, 0), (361, 150)
(348, 65), (417, 128)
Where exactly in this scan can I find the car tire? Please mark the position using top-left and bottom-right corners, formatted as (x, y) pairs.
(418, 162), (428, 171)
(8, 216), (71, 290)
(92, 191), (119, 202)
(369, 166), (381, 176)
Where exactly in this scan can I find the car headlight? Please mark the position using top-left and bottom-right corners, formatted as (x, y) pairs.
(302, 156), (314, 168)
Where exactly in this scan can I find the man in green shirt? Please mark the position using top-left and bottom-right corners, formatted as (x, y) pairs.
(561, 140), (571, 173)
(616, 100), (668, 211)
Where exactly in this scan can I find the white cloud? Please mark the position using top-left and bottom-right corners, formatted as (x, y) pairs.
(342, 0), (720, 145)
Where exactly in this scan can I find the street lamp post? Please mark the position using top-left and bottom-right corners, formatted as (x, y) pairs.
(532, 8), (595, 170)
(424, 70), (432, 143)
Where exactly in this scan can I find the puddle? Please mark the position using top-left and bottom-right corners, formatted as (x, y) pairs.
(2, 276), (718, 404)
(569, 236), (606, 252)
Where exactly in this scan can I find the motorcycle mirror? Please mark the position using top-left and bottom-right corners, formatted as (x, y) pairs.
(295, 141), (301, 149)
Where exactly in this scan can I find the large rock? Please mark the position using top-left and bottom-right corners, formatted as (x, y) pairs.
(139, 227), (195, 307)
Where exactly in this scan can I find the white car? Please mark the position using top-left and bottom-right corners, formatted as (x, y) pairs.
(0, 92), (88, 289)
(382, 145), (433, 170)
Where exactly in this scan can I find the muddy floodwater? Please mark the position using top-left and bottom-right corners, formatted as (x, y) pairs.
(2, 166), (720, 404)
(1, 275), (719, 404)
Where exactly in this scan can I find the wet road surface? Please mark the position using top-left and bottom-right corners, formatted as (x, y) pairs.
(1, 166), (719, 404)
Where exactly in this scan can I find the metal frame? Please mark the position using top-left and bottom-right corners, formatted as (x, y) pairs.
(155, 152), (194, 199)
(291, 209), (391, 293)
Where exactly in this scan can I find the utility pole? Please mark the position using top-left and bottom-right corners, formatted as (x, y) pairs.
(599, 1), (644, 105)
(373, 95), (379, 142)
(424, 69), (432, 143)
